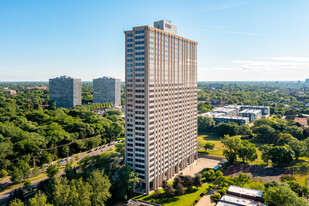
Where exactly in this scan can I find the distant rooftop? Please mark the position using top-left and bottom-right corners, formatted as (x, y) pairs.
(219, 194), (267, 206)
(228, 185), (264, 198)
(95, 76), (120, 80)
(239, 109), (262, 114)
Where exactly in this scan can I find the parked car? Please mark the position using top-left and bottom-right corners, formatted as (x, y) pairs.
(60, 159), (65, 163)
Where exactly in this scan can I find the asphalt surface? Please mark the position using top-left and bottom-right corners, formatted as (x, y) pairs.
(0, 143), (118, 204)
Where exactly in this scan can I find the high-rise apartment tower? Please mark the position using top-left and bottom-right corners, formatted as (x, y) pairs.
(93, 76), (121, 107)
(124, 20), (198, 194)
(49, 75), (81, 108)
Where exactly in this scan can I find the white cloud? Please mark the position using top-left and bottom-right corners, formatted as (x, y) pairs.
(201, 57), (309, 73)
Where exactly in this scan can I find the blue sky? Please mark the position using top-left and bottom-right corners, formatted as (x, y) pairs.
(0, 0), (309, 81)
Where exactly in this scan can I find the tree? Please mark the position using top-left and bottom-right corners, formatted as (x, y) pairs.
(203, 169), (216, 181)
(284, 125), (305, 140)
(87, 170), (111, 205)
(183, 176), (194, 190)
(28, 192), (52, 206)
(0, 169), (8, 178)
(253, 125), (276, 143)
(215, 122), (239, 136)
(46, 164), (59, 178)
(204, 142), (215, 153)
(222, 135), (242, 163)
(175, 183), (185, 196)
(237, 140), (257, 163)
(115, 142), (125, 157)
(263, 145), (295, 167)
(198, 116), (215, 131)
(234, 173), (250, 186)
(287, 138), (304, 160)
(193, 174), (202, 187)
(153, 189), (161, 199)
(23, 180), (31, 191)
(210, 193), (221, 203)
(237, 125), (252, 137)
(264, 185), (309, 206)
(32, 166), (40, 177)
(9, 199), (24, 206)
(164, 184), (174, 197)
(162, 180), (168, 189)
(173, 176), (182, 189)
(10, 168), (24, 184)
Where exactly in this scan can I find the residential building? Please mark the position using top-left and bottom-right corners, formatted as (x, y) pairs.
(4, 89), (16, 95)
(93, 76), (121, 107)
(239, 109), (262, 123)
(213, 107), (238, 116)
(212, 116), (249, 126)
(124, 20), (198, 194)
(49, 75), (81, 108)
(240, 105), (270, 117)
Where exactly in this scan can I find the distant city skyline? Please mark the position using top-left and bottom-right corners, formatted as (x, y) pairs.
(0, 0), (309, 81)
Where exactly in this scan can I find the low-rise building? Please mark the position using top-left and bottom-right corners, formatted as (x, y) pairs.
(4, 89), (16, 95)
(227, 185), (264, 202)
(212, 116), (249, 126)
(213, 107), (239, 116)
(239, 109), (262, 123)
(240, 105), (270, 117)
(217, 194), (267, 206)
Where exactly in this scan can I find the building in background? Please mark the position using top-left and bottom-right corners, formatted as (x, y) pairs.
(49, 75), (81, 108)
(124, 20), (198, 194)
(93, 76), (121, 107)
(239, 109), (262, 123)
(4, 89), (16, 95)
(305, 79), (309, 84)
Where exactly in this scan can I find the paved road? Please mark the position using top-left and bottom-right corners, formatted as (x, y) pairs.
(0, 143), (118, 204)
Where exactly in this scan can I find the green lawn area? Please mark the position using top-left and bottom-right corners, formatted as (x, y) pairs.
(134, 184), (211, 206)
(197, 132), (265, 165)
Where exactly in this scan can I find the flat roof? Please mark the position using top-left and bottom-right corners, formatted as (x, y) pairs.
(239, 109), (262, 114)
(213, 116), (249, 121)
(241, 105), (270, 109)
(220, 195), (267, 206)
(228, 185), (264, 198)
(124, 25), (197, 44)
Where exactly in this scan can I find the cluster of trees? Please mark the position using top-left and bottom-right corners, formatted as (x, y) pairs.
(153, 175), (202, 199)
(221, 135), (257, 163)
(0, 90), (125, 183)
(263, 176), (309, 206)
(8, 148), (139, 206)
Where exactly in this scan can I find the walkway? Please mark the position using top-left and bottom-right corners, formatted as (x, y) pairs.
(195, 189), (216, 206)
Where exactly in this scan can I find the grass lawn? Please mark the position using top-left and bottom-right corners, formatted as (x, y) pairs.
(198, 132), (265, 165)
(135, 184), (211, 206)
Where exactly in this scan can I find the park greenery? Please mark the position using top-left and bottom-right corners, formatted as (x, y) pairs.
(7, 147), (139, 206)
(0, 83), (125, 186)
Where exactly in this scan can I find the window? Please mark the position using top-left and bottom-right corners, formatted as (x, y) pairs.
(135, 63), (145, 66)
(135, 52), (145, 55)
(135, 57), (144, 61)
(127, 34), (133, 37)
(135, 36), (144, 39)
(127, 49), (133, 52)
(135, 46), (145, 50)
(136, 41), (145, 45)
(135, 30), (145, 34)
(127, 44), (133, 47)
(127, 39), (133, 42)
(127, 54), (133, 57)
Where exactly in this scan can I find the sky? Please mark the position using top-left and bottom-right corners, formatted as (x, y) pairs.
(0, 0), (309, 81)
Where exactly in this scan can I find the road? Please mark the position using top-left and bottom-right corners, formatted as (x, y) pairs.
(0, 143), (118, 204)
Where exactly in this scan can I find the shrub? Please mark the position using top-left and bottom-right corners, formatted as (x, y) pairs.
(218, 187), (227, 196)
(194, 174), (202, 187)
(203, 169), (216, 181)
(0, 169), (8, 178)
(23, 180), (32, 191)
(175, 183), (185, 196)
(281, 175), (296, 182)
(153, 189), (161, 199)
(210, 193), (221, 203)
